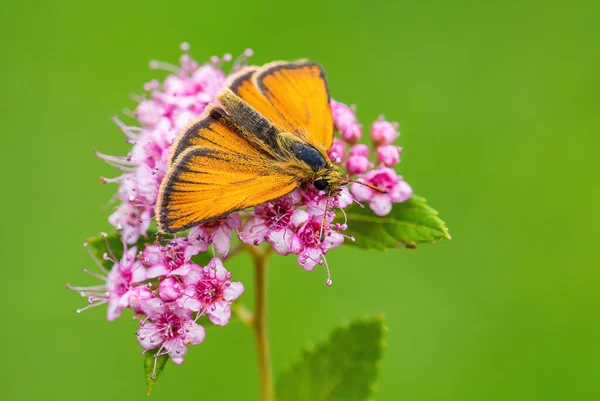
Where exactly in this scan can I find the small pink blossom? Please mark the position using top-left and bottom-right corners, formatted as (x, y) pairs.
(159, 277), (184, 302)
(328, 138), (346, 163)
(377, 145), (401, 166)
(331, 100), (362, 143)
(142, 238), (193, 279)
(67, 235), (146, 321)
(351, 167), (413, 216)
(346, 144), (372, 175)
(179, 258), (244, 326)
(137, 299), (205, 364)
(108, 202), (151, 245)
(290, 214), (345, 271)
(371, 117), (399, 146)
(240, 192), (308, 255)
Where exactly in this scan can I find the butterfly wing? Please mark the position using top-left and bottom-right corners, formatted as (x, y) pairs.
(223, 61), (334, 153)
(169, 104), (279, 164)
(157, 109), (298, 233)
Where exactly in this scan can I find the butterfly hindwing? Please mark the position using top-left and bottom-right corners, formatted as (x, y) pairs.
(222, 61), (334, 153)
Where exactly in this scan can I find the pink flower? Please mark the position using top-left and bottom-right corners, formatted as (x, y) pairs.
(137, 298), (205, 365)
(351, 167), (413, 216)
(186, 214), (241, 258)
(331, 100), (362, 143)
(142, 238), (193, 279)
(108, 202), (151, 245)
(377, 145), (401, 166)
(67, 234), (147, 321)
(371, 117), (399, 145)
(240, 192), (308, 255)
(346, 144), (372, 175)
(290, 214), (345, 271)
(179, 258), (244, 326)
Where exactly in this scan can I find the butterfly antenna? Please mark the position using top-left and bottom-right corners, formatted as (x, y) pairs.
(319, 196), (332, 243)
(344, 179), (388, 194)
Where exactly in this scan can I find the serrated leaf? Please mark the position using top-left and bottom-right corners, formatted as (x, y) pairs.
(144, 350), (169, 395)
(276, 315), (386, 401)
(338, 195), (450, 250)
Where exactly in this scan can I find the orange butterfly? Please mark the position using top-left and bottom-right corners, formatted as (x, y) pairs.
(156, 60), (379, 234)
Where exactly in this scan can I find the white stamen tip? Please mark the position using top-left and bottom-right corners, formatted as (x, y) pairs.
(326, 279), (333, 286)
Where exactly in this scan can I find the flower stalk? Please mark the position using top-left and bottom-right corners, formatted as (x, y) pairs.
(246, 245), (274, 401)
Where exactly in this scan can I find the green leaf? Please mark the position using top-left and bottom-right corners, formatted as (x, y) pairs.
(191, 251), (213, 267)
(337, 195), (450, 250)
(144, 350), (169, 396)
(276, 315), (387, 401)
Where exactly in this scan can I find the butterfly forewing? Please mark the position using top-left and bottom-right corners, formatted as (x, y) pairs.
(157, 109), (298, 233)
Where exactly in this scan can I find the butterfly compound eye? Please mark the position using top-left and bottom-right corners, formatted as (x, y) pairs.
(313, 179), (330, 191)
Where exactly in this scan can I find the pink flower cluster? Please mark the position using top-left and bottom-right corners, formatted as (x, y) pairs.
(69, 44), (413, 366)
(329, 102), (413, 216)
(68, 233), (244, 370)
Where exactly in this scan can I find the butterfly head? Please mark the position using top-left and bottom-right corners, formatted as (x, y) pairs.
(312, 166), (346, 196)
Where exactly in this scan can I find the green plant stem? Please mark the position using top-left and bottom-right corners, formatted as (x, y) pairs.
(246, 244), (274, 401)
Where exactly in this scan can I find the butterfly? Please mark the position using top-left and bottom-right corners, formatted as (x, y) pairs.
(156, 60), (381, 234)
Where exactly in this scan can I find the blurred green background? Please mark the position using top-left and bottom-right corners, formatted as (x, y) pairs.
(1, 0), (598, 400)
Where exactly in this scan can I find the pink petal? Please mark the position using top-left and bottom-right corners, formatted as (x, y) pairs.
(268, 229), (293, 255)
(106, 299), (123, 322)
(290, 209), (309, 227)
(184, 268), (203, 285)
(164, 338), (187, 361)
(337, 187), (353, 208)
(208, 258), (227, 279)
(207, 301), (232, 326)
(390, 180), (412, 203)
(224, 282), (245, 302)
(184, 323), (206, 345)
(170, 356), (184, 365)
(226, 213), (242, 229)
(137, 323), (164, 350)
(184, 243), (208, 260)
(212, 227), (232, 255)
(131, 263), (147, 283)
(178, 295), (201, 312)
(370, 194), (392, 216)
(240, 216), (268, 245)
(350, 182), (372, 202)
(141, 297), (166, 317)
(323, 231), (345, 249)
(171, 263), (192, 277)
(146, 264), (169, 279)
